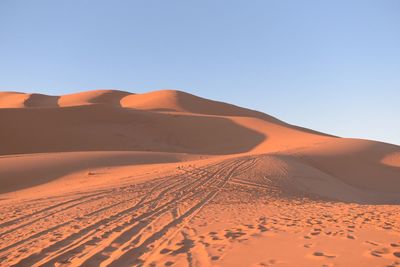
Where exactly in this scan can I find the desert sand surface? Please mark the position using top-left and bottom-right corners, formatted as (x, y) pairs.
(0, 89), (399, 267)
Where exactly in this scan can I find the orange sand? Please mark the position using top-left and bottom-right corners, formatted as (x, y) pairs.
(0, 89), (399, 266)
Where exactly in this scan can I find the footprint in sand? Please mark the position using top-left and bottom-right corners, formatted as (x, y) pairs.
(211, 255), (220, 261)
(371, 247), (391, 257)
(209, 231), (222, 240)
(258, 224), (268, 232)
(258, 259), (278, 266)
(386, 262), (400, 267)
(313, 251), (336, 259)
(365, 241), (379, 246)
(244, 224), (255, 229)
(347, 234), (356, 240)
(160, 248), (172, 254)
(224, 229), (246, 240)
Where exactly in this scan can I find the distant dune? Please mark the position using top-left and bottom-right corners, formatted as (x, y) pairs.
(0, 89), (399, 267)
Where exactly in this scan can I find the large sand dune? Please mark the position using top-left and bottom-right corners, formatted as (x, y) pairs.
(0, 89), (399, 266)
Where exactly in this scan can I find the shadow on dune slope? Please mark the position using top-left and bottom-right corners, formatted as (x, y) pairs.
(59, 89), (131, 107)
(0, 105), (266, 156)
(24, 94), (60, 108)
(121, 90), (335, 138)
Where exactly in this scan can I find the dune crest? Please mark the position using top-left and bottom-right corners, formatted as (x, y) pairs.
(121, 89), (279, 119)
(59, 89), (131, 107)
(0, 91), (29, 108)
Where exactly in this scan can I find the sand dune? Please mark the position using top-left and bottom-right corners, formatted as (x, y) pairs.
(0, 92), (58, 108)
(0, 90), (131, 109)
(0, 105), (265, 156)
(0, 151), (197, 194)
(120, 90), (275, 118)
(59, 89), (131, 107)
(0, 89), (399, 267)
(382, 152), (400, 167)
(24, 94), (59, 108)
(0, 90), (335, 157)
(291, 138), (400, 194)
(0, 92), (29, 108)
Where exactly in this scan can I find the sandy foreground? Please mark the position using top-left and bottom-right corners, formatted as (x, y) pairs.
(0, 89), (399, 267)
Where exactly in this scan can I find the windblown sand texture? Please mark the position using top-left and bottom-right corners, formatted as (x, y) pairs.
(0, 89), (399, 267)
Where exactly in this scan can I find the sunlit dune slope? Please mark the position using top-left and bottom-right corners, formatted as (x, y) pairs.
(120, 90), (275, 118)
(121, 90), (334, 137)
(0, 92), (29, 108)
(382, 151), (400, 167)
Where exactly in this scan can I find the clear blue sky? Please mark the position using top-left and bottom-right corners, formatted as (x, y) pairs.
(1, 0), (399, 145)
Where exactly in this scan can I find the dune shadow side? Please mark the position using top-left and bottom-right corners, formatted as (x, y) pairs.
(0, 105), (266, 156)
(24, 94), (60, 108)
